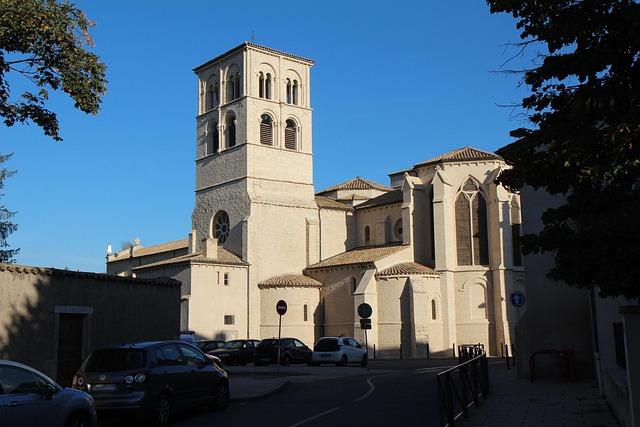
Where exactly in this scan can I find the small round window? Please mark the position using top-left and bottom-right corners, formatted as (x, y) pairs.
(213, 211), (230, 244)
(394, 219), (403, 239)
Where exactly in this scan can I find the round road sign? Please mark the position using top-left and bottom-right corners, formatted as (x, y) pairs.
(276, 300), (288, 316)
(357, 303), (372, 319)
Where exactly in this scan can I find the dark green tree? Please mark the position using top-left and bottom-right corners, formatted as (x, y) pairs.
(0, 0), (107, 141)
(487, 0), (640, 298)
(0, 153), (18, 263)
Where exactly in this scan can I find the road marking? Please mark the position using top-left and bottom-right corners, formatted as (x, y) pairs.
(288, 407), (341, 427)
(353, 376), (376, 402)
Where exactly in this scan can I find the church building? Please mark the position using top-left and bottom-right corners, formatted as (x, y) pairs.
(106, 43), (526, 358)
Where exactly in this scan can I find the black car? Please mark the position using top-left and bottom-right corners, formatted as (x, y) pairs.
(73, 341), (229, 426)
(208, 339), (261, 366)
(253, 338), (312, 366)
(197, 340), (226, 353)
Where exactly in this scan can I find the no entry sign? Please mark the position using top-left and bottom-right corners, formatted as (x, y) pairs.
(358, 303), (372, 319)
(276, 300), (288, 316)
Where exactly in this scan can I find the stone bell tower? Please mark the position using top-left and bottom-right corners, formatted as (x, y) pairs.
(192, 43), (318, 337)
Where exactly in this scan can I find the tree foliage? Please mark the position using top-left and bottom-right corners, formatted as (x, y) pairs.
(488, 0), (640, 298)
(0, 153), (18, 263)
(0, 0), (106, 140)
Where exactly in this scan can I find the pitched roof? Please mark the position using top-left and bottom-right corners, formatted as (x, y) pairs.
(354, 189), (403, 210)
(194, 42), (314, 72)
(415, 147), (503, 168)
(108, 239), (188, 262)
(317, 177), (393, 195)
(305, 243), (407, 271)
(315, 196), (353, 211)
(376, 262), (439, 278)
(132, 248), (248, 271)
(258, 274), (322, 289)
(0, 263), (180, 287)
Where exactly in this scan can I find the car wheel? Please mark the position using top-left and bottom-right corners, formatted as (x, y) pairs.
(338, 355), (348, 366)
(361, 354), (368, 367)
(210, 380), (230, 411)
(281, 355), (291, 366)
(65, 412), (90, 427)
(150, 394), (172, 426)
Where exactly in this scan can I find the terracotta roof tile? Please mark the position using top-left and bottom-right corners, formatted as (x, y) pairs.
(0, 263), (180, 287)
(315, 196), (353, 211)
(376, 262), (439, 278)
(132, 248), (248, 271)
(108, 239), (188, 262)
(317, 177), (393, 195)
(258, 274), (322, 289)
(305, 243), (407, 271)
(415, 146), (503, 168)
(355, 189), (403, 210)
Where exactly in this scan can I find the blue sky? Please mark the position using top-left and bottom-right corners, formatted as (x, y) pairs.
(0, 1), (528, 272)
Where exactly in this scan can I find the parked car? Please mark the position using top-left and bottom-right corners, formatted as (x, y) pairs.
(178, 331), (196, 344)
(73, 341), (229, 426)
(0, 359), (97, 427)
(311, 337), (368, 366)
(196, 340), (226, 353)
(208, 339), (261, 366)
(253, 338), (312, 366)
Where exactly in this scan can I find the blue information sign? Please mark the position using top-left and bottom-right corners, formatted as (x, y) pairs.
(510, 291), (525, 308)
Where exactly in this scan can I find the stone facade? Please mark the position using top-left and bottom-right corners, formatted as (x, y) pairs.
(107, 42), (524, 358)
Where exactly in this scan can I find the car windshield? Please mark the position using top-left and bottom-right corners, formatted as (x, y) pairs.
(223, 341), (244, 349)
(315, 338), (340, 352)
(83, 349), (146, 372)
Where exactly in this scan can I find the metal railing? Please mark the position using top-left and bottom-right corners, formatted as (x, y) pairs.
(437, 344), (490, 427)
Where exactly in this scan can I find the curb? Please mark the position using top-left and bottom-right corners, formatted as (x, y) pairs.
(230, 380), (290, 403)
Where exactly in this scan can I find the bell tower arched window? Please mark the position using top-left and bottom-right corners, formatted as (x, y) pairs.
(284, 119), (297, 150)
(260, 114), (273, 145)
(207, 122), (219, 155)
(258, 72), (264, 98)
(431, 299), (437, 320)
(292, 80), (299, 105)
(226, 114), (236, 148)
(455, 178), (489, 266)
(265, 73), (272, 99)
(286, 79), (292, 104)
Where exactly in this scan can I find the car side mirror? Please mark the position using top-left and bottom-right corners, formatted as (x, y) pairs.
(40, 383), (55, 400)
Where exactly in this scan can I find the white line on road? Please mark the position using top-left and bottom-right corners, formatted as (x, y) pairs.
(288, 407), (341, 427)
(353, 377), (376, 402)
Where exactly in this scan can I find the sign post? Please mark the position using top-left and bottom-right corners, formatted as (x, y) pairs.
(357, 303), (373, 364)
(510, 291), (525, 322)
(276, 300), (287, 371)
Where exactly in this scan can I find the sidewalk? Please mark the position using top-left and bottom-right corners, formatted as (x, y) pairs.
(463, 366), (618, 426)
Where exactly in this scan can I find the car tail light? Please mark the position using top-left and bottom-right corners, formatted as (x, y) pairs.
(134, 373), (146, 383)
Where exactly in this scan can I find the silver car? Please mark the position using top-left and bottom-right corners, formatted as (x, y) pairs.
(0, 360), (97, 427)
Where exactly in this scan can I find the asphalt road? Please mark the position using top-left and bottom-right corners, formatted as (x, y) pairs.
(171, 364), (445, 427)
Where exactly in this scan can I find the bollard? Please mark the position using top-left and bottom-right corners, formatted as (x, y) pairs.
(400, 343), (403, 360)
(505, 344), (510, 369)
(501, 342), (504, 358)
(427, 342), (430, 359)
(373, 344), (376, 359)
(452, 343), (456, 359)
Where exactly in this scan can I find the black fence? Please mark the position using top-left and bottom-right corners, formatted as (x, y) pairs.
(437, 344), (490, 427)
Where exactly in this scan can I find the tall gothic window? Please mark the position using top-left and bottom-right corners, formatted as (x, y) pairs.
(226, 114), (236, 148)
(455, 178), (489, 266)
(431, 299), (437, 320)
(260, 114), (273, 145)
(233, 74), (240, 99)
(284, 119), (297, 150)
(364, 226), (371, 245)
(227, 76), (234, 101)
(206, 85), (215, 111)
(292, 80), (299, 105)
(265, 73), (272, 99)
(207, 122), (219, 155)
(511, 198), (523, 266)
(258, 72), (264, 98)
(286, 79), (292, 104)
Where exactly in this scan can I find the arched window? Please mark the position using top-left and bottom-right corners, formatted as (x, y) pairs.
(226, 76), (235, 101)
(364, 226), (371, 245)
(286, 79), (292, 104)
(265, 73), (272, 99)
(226, 114), (236, 148)
(292, 80), (299, 105)
(214, 83), (219, 106)
(212, 211), (230, 244)
(511, 198), (522, 266)
(455, 178), (489, 266)
(284, 119), (297, 150)
(233, 73), (240, 99)
(206, 85), (215, 111)
(431, 299), (437, 320)
(207, 122), (219, 155)
(258, 72), (264, 98)
(260, 114), (273, 145)
(351, 277), (357, 294)
(303, 304), (308, 322)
